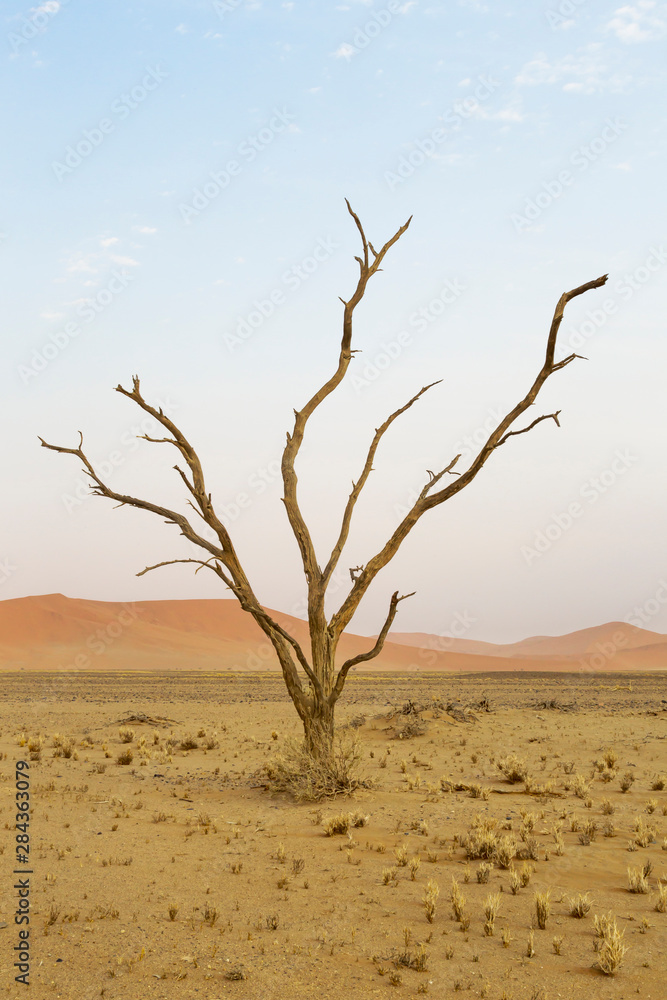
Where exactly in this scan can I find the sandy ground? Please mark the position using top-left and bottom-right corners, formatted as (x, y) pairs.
(1, 671), (666, 1000)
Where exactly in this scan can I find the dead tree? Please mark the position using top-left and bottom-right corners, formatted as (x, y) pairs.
(40, 201), (607, 757)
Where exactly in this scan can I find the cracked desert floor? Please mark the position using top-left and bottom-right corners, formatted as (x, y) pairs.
(1, 670), (666, 1000)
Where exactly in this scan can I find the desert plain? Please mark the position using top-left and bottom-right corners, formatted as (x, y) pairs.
(0, 596), (666, 1000)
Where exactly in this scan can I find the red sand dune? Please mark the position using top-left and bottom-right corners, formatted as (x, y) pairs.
(0, 594), (664, 673)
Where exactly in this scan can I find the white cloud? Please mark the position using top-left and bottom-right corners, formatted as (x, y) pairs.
(65, 252), (99, 275)
(605, 1), (667, 42)
(469, 98), (525, 123)
(99, 237), (119, 247)
(133, 225), (157, 234)
(31, 1), (60, 15)
(333, 42), (356, 60)
(515, 45), (634, 93)
(110, 255), (140, 267)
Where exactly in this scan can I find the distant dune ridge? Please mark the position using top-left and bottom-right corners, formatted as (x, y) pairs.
(0, 593), (664, 673)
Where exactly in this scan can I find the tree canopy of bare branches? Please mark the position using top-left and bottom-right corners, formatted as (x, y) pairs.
(40, 201), (607, 755)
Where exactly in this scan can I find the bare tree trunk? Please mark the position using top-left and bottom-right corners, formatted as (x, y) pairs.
(302, 698), (335, 758)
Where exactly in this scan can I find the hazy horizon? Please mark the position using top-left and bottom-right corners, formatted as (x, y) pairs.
(2, 1), (666, 645)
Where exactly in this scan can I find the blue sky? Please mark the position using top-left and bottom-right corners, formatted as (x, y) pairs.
(2, 0), (666, 642)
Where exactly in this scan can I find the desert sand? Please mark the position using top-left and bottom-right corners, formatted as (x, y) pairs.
(0, 667), (666, 999)
(1, 594), (665, 674)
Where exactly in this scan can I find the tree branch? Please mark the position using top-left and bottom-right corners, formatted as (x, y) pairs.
(281, 204), (412, 591)
(328, 273), (609, 637)
(330, 590), (415, 704)
(322, 380), (441, 587)
(39, 397), (314, 701)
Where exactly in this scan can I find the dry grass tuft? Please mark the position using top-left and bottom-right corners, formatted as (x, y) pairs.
(483, 892), (501, 936)
(619, 771), (635, 793)
(496, 754), (529, 784)
(654, 884), (667, 913)
(423, 879), (439, 923)
(263, 730), (371, 801)
(627, 866), (649, 893)
(450, 877), (466, 923)
(534, 890), (551, 929)
(595, 915), (627, 975)
(568, 892), (592, 918)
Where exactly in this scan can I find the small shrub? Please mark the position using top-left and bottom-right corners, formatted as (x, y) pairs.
(423, 879), (439, 923)
(394, 844), (409, 867)
(572, 774), (590, 799)
(493, 835), (516, 869)
(324, 813), (351, 837)
(596, 916), (627, 975)
(483, 892), (501, 936)
(534, 890), (550, 929)
(450, 877), (466, 922)
(264, 730), (370, 801)
(619, 771), (635, 793)
(627, 867), (649, 893)
(118, 727), (135, 744)
(476, 862), (493, 884)
(496, 754), (529, 784)
(520, 862), (533, 887)
(116, 749), (133, 766)
(382, 867), (398, 885)
(568, 892), (591, 918)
